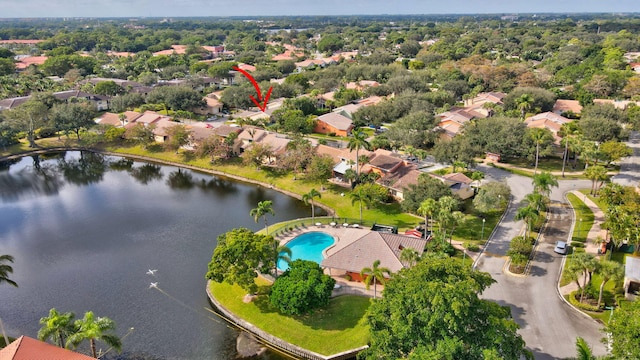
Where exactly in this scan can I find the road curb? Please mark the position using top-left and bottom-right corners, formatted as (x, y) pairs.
(556, 191), (604, 324)
(472, 194), (512, 270)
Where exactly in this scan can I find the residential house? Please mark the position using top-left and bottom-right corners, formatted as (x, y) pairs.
(624, 256), (640, 300)
(345, 80), (380, 91)
(315, 144), (373, 183)
(14, 55), (48, 71)
(440, 172), (475, 200)
(367, 149), (404, 177)
(314, 112), (354, 137)
(552, 99), (583, 116)
(0, 335), (95, 360)
(94, 111), (143, 127)
(0, 90), (110, 112)
(195, 93), (223, 115)
(151, 118), (182, 143)
(631, 62), (640, 74)
(53, 90), (111, 111)
(436, 107), (483, 140)
(332, 103), (363, 119)
(378, 164), (423, 200)
(321, 232), (427, 281)
(525, 112), (573, 144)
(593, 99), (640, 110)
(236, 127), (291, 163)
(295, 59), (326, 72)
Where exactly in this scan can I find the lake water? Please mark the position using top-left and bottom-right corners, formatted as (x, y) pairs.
(0, 151), (314, 359)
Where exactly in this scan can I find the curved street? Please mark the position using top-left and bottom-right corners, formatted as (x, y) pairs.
(473, 164), (606, 359)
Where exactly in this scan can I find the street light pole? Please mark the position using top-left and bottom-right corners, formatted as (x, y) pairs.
(481, 218), (486, 241)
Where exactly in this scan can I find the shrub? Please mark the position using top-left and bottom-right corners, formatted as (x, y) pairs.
(465, 242), (480, 252)
(344, 274), (352, 281)
(507, 236), (533, 258)
(568, 291), (601, 312)
(37, 127), (57, 138)
(104, 127), (126, 142)
(270, 260), (335, 315)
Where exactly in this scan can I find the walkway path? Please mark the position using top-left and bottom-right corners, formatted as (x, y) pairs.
(567, 190), (606, 255)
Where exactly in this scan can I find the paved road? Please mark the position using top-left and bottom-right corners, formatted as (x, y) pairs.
(612, 130), (640, 187)
(474, 164), (606, 359)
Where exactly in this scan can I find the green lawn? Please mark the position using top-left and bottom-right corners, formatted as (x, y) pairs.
(503, 156), (587, 173)
(210, 281), (370, 355)
(560, 193), (595, 286)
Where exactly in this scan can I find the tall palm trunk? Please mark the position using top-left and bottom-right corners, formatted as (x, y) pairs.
(534, 143), (540, 175)
(90, 338), (97, 358)
(373, 277), (377, 299)
(561, 140), (568, 177)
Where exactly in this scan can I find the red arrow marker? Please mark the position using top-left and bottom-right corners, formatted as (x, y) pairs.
(232, 66), (273, 112)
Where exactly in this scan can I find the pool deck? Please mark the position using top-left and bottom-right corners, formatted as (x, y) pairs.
(274, 223), (483, 298)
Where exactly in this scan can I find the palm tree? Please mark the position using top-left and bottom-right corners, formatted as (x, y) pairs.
(596, 260), (624, 309)
(529, 128), (550, 174)
(470, 171), (484, 191)
(417, 198), (438, 237)
(0, 255), (17, 288)
(360, 260), (391, 299)
(559, 122), (581, 177)
(525, 192), (547, 212)
(437, 196), (458, 237)
(302, 189), (321, 222)
(350, 186), (368, 223)
(515, 205), (540, 240)
(347, 131), (371, 176)
(584, 165), (608, 196)
(572, 252), (599, 303)
(250, 200), (275, 235)
(38, 308), (75, 348)
(575, 337), (595, 360)
(516, 93), (533, 119)
(66, 311), (121, 358)
(399, 248), (420, 267)
(118, 113), (127, 127)
(532, 171), (558, 197)
(448, 211), (466, 243)
(275, 245), (292, 278)
(343, 168), (357, 186)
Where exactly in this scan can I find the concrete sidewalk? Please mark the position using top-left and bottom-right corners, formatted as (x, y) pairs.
(567, 190), (606, 255)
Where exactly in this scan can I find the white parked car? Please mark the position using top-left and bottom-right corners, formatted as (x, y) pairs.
(554, 241), (568, 255)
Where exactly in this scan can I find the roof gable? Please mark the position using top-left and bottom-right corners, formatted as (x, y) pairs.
(0, 336), (95, 360)
(317, 112), (353, 131)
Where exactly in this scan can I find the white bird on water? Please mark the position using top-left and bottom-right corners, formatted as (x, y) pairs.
(149, 282), (158, 289)
(146, 269), (158, 276)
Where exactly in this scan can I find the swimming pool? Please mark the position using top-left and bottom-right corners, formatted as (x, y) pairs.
(277, 231), (335, 270)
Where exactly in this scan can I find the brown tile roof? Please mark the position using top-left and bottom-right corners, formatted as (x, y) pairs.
(95, 112), (123, 127)
(317, 112), (353, 131)
(552, 99), (583, 114)
(378, 164), (422, 191)
(133, 111), (166, 125)
(15, 56), (48, 69)
(0, 336), (95, 360)
(315, 144), (371, 164)
(443, 172), (473, 185)
(0, 96), (30, 110)
(321, 232), (427, 273)
(368, 153), (403, 172)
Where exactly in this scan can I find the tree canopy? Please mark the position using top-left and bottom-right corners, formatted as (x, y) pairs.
(269, 259), (335, 315)
(361, 256), (529, 360)
(206, 228), (277, 294)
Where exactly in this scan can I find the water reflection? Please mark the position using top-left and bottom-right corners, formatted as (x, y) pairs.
(57, 152), (107, 186)
(130, 164), (163, 185)
(0, 151), (306, 359)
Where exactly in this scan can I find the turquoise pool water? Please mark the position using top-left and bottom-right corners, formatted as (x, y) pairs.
(278, 231), (335, 270)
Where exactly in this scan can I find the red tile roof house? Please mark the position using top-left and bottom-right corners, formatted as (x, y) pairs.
(314, 112), (354, 137)
(321, 232), (428, 283)
(525, 112), (573, 145)
(552, 99), (583, 116)
(0, 335), (95, 360)
(436, 107), (483, 140)
(315, 144), (373, 184)
(95, 111), (142, 127)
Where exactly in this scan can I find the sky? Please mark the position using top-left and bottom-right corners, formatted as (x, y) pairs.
(1, 0), (639, 18)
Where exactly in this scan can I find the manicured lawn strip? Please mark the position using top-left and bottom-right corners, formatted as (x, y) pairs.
(560, 194), (595, 286)
(579, 189), (609, 213)
(488, 162), (585, 180)
(504, 157), (587, 173)
(566, 193), (594, 245)
(210, 281), (371, 355)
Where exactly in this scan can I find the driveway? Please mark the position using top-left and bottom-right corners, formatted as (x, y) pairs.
(474, 164), (606, 358)
(612, 130), (640, 187)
